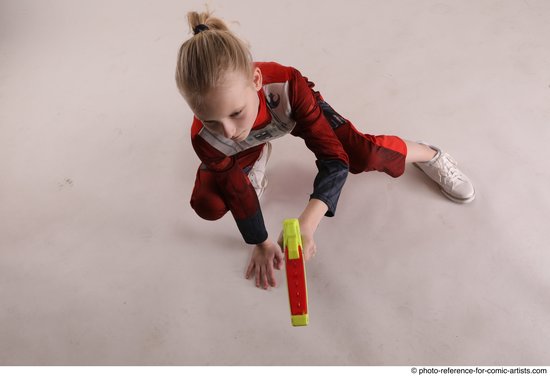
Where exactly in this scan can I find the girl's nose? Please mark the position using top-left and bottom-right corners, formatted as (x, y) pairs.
(221, 122), (236, 139)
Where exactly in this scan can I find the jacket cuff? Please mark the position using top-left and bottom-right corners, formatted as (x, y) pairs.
(311, 159), (349, 217)
(234, 209), (269, 244)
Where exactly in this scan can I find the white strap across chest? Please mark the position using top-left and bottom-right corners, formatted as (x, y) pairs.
(198, 82), (297, 156)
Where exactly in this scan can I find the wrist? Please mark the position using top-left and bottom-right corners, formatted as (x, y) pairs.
(299, 198), (328, 233)
(256, 238), (272, 249)
(298, 218), (316, 235)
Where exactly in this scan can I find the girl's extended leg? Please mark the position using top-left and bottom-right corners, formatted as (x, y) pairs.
(404, 140), (437, 163)
(332, 125), (475, 204)
(314, 93), (475, 203)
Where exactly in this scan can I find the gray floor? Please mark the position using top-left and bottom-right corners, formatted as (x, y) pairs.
(1, 0), (550, 366)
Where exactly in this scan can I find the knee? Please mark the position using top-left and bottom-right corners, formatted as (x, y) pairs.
(191, 201), (227, 221)
(190, 195), (228, 221)
(348, 148), (405, 177)
(348, 148), (379, 174)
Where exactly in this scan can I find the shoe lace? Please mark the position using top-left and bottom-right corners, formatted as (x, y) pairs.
(437, 154), (465, 188)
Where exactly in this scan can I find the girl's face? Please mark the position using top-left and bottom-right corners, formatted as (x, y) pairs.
(194, 68), (262, 142)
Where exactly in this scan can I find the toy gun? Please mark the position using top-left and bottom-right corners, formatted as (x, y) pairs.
(283, 219), (309, 326)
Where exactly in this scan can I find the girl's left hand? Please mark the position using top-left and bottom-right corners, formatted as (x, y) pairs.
(277, 224), (317, 261)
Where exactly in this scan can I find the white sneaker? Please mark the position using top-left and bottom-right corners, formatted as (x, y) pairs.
(413, 142), (475, 204)
(248, 142), (272, 199)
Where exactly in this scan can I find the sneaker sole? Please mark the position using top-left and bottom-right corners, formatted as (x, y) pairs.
(440, 186), (476, 204)
(413, 162), (476, 204)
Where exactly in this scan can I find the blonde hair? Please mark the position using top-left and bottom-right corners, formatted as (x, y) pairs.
(175, 11), (254, 110)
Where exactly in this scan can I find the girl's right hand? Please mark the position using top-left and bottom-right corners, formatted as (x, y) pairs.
(245, 239), (284, 289)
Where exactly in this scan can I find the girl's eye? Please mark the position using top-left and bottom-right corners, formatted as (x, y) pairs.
(203, 122), (220, 130)
(231, 110), (243, 118)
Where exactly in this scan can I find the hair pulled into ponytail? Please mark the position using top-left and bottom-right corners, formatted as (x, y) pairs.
(175, 11), (254, 110)
(187, 11), (229, 34)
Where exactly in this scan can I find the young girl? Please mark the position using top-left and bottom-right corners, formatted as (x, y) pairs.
(175, 11), (475, 290)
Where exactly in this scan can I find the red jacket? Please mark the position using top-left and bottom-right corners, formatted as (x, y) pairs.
(191, 62), (349, 244)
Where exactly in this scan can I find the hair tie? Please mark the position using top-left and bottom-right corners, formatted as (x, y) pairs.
(193, 24), (210, 35)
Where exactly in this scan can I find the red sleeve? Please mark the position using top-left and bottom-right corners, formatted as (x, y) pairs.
(287, 67), (350, 216)
(191, 118), (268, 244)
(288, 67), (349, 165)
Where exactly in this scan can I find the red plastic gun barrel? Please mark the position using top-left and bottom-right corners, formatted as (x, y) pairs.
(283, 219), (309, 326)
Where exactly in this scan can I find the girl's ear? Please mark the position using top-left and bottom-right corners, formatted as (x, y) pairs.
(252, 67), (263, 91)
